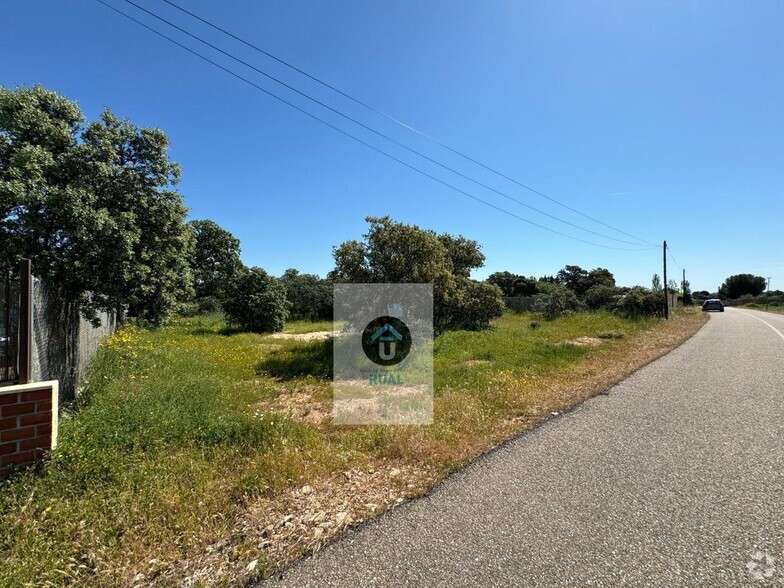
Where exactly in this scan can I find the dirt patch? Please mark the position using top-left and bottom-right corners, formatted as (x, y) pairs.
(564, 336), (603, 347)
(463, 359), (492, 366)
(257, 390), (330, 425)
(268, 331), (332, 341)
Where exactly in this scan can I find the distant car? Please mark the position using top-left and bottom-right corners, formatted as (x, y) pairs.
(702, 299), (724, 312)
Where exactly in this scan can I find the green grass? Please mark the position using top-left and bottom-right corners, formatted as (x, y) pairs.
(741, 302), (784, 313)
(0, 310), (697, 587)
(434, 312), (650, 391)
(257, 338), (333, 380)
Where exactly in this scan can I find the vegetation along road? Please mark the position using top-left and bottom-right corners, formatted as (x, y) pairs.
(265, 308), (784, 587)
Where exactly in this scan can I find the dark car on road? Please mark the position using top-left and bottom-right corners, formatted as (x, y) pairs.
(702, 299), (724, 312)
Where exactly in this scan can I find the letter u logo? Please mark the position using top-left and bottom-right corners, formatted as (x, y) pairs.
(379, 341), (396, 360)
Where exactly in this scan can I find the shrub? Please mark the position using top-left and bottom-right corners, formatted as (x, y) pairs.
(584, 285), (620, 311)
(223, 267), (290, 333)
(615, 286), (662, 318)
(533, 286), (584, 320)
(440, 279), (506, 331)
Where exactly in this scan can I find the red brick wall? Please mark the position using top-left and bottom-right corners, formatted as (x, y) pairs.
(0, 382), (58, 478)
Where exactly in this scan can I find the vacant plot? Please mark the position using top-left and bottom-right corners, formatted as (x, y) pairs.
(0, 309), (706, 587)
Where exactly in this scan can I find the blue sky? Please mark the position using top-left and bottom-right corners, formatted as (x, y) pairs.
(2, 0), (782, 292)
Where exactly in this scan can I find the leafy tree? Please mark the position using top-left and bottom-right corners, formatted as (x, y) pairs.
(330, 239), (371, 283)
(438, 234), (485, 278)
(681, 280), (693, 305)
(486, 271), (516, 296)
(330, 216), (502, 330)
(586, 267), (616, 290)
(651, 273), (662, 292)
(486, 271), (539, 297)
(718, 274), (767, 299)
(223, 267), (289, 332)
(187, 219), (243, 304)
(534, 280), (556, 295)
(556, 265), (589, 295)
(0, 85), (191, 324)
(556, 266), (616, 298)
(280, 269), (333, 321)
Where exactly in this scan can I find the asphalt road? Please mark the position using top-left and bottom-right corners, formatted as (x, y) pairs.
(264, 308), (784, 587)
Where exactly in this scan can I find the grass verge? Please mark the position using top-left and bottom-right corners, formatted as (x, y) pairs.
(0, 309), (706, 587)
(739, 302), (784, 314)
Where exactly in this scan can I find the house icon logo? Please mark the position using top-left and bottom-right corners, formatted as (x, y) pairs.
(361, 316), (412, 366)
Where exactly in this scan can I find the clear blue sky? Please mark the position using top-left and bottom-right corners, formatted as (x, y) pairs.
(2, 0), (782, 292)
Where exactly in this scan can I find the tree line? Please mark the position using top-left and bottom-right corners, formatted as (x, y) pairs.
(0, 85), (504, 332)
(7, 85), (768, 335)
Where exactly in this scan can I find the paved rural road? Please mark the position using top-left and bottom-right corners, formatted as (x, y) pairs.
(264, 308), (784, 587)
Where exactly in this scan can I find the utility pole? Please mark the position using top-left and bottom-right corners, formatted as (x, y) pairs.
(766, 277), (772, 311)
(663, 240), (669, 320)
(682, 269), (686, 303)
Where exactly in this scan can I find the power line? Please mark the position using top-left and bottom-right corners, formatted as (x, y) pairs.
(667, 248), (683, 271)
(117, 0), (655, 249)
(158, 0), (660, 248)
(95, 0), (654, 252)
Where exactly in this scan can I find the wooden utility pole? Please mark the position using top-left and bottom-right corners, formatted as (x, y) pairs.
(663, 241), (669, 319)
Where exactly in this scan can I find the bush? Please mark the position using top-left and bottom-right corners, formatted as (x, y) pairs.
(532, 287), (584, 320)
(615, 286), (662, 318)
(178, 300), (201, 317)
(223, 267), (290, 333)
(584, 285), (620, 311)
(440, 279), (505, 331)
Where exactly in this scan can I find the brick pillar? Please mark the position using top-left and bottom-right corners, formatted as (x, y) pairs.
(0, 381), (58, 478)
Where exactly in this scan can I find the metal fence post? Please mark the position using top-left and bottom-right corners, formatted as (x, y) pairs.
(18, 259), (32, 385)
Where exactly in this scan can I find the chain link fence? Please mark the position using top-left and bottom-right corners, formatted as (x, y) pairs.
(30, 279), (118, 403)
